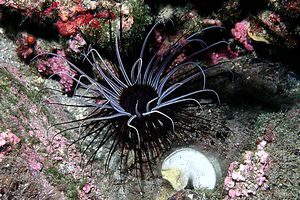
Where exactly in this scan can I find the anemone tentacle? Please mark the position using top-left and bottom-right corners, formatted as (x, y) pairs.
(127, 115), (141, 147)
(115, 31), (132, 86)
(83, 48), (127, 88)
(83, 50), (123, 95)
(130, 58), (143, 84)
(154, 89), (221, 111)
(157, 62), (206, 94)
(36, 22), (229, 186)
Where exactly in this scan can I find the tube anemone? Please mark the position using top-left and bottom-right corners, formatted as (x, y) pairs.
(39, 22), (228, 185)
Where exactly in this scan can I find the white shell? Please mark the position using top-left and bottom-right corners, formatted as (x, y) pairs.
(161, 148), (217, 190)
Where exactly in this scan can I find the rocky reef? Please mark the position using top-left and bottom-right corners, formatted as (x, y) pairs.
(0, 0), (299, 199)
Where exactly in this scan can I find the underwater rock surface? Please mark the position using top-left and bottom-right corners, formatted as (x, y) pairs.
(0, 1), (300, 200)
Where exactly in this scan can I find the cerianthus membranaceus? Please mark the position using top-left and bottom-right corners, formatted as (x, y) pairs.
(40, 21), (228, 186)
